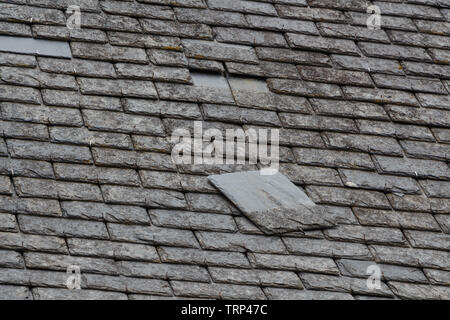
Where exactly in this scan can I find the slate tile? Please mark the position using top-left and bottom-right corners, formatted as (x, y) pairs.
(78, 78), (158, 98)
(208, 0), (277, 15)
(0, 53), (36, 68)
(417, 93), (450, 110)
(420, 180), (450, 198)
(158, 247), (251, 268)
(0, 195), (61, 216)
(306, 186), (390, 209)
(346, 11), (417, 31)
(280, 113), (357, 132)
(424, 269), (450, 286)
(81, 12), (142, 32)
(339, 169), (421, 194)
(298, 66), (373, 87)
(38, 57), (116, 78)
(277, 5), (348, 22)
(318, 22), (389, 42)
(374, 155), (450, 179)
(141, 19), (212, 39)
(203, 104), (281, 126)
(61, 201), (148, 224)
(286, 33), (359, 55)
(1, 121), (49, 140)
(300, 273), (393, 297)
(24, 252), (118, 274)
(18, 215), (109, 239)
(119, 261), (209, 282)
(255, 47), (331, 66)
(436, 215), (450, 233)
(404, 230), (450, 250)
(337, 259), (428, 283)
(171, 281), (266, 299)
(215, 27), (288, 47)
(370, 245), (450, 270)
(0, 176), (13, 195)
(32, 288), (127, 300)
(372, 74), (447, 94)
(0, 249), (24, 268)
(332, 55), (404, 75)
(0, 285), (32, 300)
(68, 238), (159, 262)
(246, 15), (318, 34)
(7, 140), (92, 164)
(0, 231), (67, 253)
(388, 282), (450, 300)
(50, 127), (133, 149)
(264, 287), (353, 300)
(324, 225), (408, 246)
(389, 30), (450, 49)
(100, 0), (174, 19)
(0, 213), (17, 232)
(293, 148), (375, 170)
(283, 237), (371, 260)
(400, 140), (450, 161)
(386, 105), (450, 127)
(279, 163), (342, 186)
(156, 82), (234, 104)
(0, 3), (65, 24)
(108, 223), (198, 248)
(248, 252), (339, 275)
(356, 120), (434, 141)
(343, 87), (419, 106)
(71, 42), (147, 63)
(182, 39), (257, 63)
(359, 42), (431, 62)
(401, 61), (450, 79)
(196, 231), (286, 254)
(0, 85), (41, 104)
(353, 208), (441, 231)
(268, 79), (342, 98)
(174, 8), (247, 27)
(209, 267), (303, 288)
(324, 133), (403, 156)
(149, 209), (237, 232)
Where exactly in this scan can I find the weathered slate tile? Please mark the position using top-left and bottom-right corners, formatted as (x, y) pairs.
(0, 3), (65, 24)
(32, 288), (127, 300)
(149, 209), (237, 232)
(356, 120), (434, 141)
(277, 5), (348, 22)
(208, 0), (277, 15)
(337, 259), (428, 283)
(50, 127), (132, 149)
(389, 30), (450, 49)
(61, 201), (148, 224)
(215, 27), (288, 47)
(388, 282), (450, 300)
(280, 113), (357, 132)
(348, 11), (416, 31)
(108, 223), (198, 248)
(156, 82), (234, 104)
(0, 53), (36, 68)
(339, 169), (420, 194)
(119, 261), (209, 282)
(324, 133), (403, 156)
(300, 273), (393, 297)
(404, 230), (450, 250)
(256, 47), (330, 66)
(0, 85), (41, 104)
(386, 105), (450, 127)
(318, 22), (389, 42)
(268, 79), (342, 98)
(100, 0), (174, 19)
(332, 55), (404, 75)
(417, 93), (450, 110)
(374, 155), (450, 179)
(402, 61), (450, 79)
(18, 215), (109, 239)
(141, 19), (212, 39)
(325, 225), (408, 246)
(171, 281), (266, 299)
(293, 148), (375, 170)
(196, 231), (286, 254)
(78, 78), (158, 98)
(424, 269), (450, 286)
(264, 287), (353, 300)
(286, 33), (359, 55)
(359, 42), (431, 61)
(0, 231), (67, 253)
(0, 249), (24, 268)
(306, 186), (390, 209)
(370, 245), (450, 270)
(7, 140), (92, 163)
(209, 267), (302, 288)
(175, 8), (248, 27)
(246, 15), (318, 34)
(0, 213), (17, 232)
(420, 180), (450, 198)
(248, 253), (339, 275)
(0, 285), (32, 300)
(0, 195), (61, 216)
(283, 237), (371, 259)
(343, 87), (419, 106)
(400, 140), (450, 161)
(182, 39), (257, 63)
(158, 247), (251, 268)
(68, 238), (159, 262)
(279, 163), (342, 186)
(372, 74), (447, 94)
(38, 57), (116, 78)
(353, 208), (441, 231)
(203, 104), (281, 126)
(24, 252), (118, 274)
(299, 66), (373, 87)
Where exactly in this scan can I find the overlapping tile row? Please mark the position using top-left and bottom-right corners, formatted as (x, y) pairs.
(0, 0), (449, 300)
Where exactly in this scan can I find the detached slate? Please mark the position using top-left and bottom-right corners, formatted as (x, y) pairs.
(208, 171), (336, 235)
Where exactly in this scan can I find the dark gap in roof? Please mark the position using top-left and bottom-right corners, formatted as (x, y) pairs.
(0, 35), (72, 58)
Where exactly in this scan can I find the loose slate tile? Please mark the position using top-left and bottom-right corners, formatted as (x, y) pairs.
(208, 171), (336, 235)
(0, 35), (71, 58)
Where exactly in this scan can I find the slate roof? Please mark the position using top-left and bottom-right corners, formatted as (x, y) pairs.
(0, 0), (449, 300)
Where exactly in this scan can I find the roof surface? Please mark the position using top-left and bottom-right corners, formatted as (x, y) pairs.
(0, 0), (449, 300)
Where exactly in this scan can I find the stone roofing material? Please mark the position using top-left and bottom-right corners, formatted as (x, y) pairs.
(0, 0), (449, 300)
